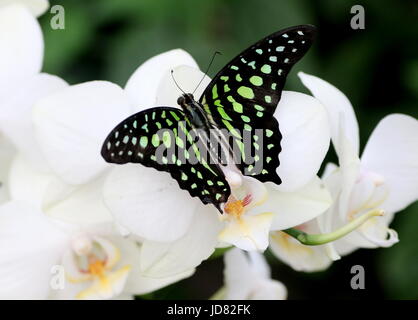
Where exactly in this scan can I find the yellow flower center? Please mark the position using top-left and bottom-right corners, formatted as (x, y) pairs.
(224, 199), (245, 217)
(65, 236), (133, 299)
(88, 259), (107, 278)
(224, 194), (253, 218)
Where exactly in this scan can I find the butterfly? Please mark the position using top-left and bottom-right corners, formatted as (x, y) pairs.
(101, 25), (316, 212)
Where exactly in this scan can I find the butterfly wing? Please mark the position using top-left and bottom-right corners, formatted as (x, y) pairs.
(101, 107), (230, 211)
(199, 25), (316, 184)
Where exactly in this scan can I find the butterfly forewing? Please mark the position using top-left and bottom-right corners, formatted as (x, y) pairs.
(199, 25), (316, 183)
(101, 107), (230, 211)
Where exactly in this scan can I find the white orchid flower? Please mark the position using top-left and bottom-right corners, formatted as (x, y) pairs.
(214, 248), (286, 300)
(299, 72), (418, 255)
(0, 199), (193, 300)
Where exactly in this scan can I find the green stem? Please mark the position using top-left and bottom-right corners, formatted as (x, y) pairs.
(283, 209), (384, 246)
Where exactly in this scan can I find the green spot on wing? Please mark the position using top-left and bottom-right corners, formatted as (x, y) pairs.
(222, 119), (242, 139)
(212, 85), (218, 99)
(152, 134), (159, 147)
(170, 111), (180, 121)
(237, 86), (255, 99)
(241, 115), (250, 122)
(250, 76), (263, 86)
(162, 131), (172, 148)
(261, 64), (271, 74)
(217, 107), (233, 121)
(140, 136), (148, 148)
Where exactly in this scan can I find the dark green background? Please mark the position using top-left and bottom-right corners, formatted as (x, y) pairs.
(39, 0), (418, 299)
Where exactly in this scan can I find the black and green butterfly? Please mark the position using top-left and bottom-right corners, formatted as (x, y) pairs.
(101, 25), (316, 212)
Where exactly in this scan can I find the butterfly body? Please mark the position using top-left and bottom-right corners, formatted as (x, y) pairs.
(102, 25), (317, 212)
(177, 93), (212, 131)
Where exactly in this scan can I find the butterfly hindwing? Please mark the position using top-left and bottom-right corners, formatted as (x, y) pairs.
(101, 107), (230, 211)
(199, 25), (316, 183)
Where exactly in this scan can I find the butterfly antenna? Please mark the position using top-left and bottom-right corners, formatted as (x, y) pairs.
(192, 51), (221, 95)
(171, 70), (187, 95)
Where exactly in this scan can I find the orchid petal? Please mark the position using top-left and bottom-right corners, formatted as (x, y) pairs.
(219, 212), (273, 251)
(298, 72), (359, 157)
(156, 65), (211, 107)
(33, 81), (134, 185)
(274, 91), (330, 191)
(0, 4), (43, 92)
(139, 205), (221, 278)
(0, 135), (15, 204)
(110, 237), (194, 295)
(260, 176), (332, 231)
(0, 201), (69, 299)
(8, 154), (67, 209)
(125, 49), (198, 111)
(0, 0), (49, 17)
(224, 248), (286, 300)
(46, 175), (113, 226)
(361, 114), (418, 214)
(0, 74), (67, 172)
(103, 164), (200, 242)
(223, 248), (256, 299)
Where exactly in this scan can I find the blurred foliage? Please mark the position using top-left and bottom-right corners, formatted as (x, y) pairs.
(39, 0), (418, 299)
(379, 202), (418, 299)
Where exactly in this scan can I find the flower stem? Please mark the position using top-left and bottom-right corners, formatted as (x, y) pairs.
(283, 209), (384, 246)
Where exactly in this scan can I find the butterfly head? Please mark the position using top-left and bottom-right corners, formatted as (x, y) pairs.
(177, 93), (195, 108)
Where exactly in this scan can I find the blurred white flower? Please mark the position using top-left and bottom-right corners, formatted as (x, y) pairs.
(0, 0), (49, 17)
(0, 1), (63, 206)
(299, 72), (418, 256)
(0, 201), (192, 299)
(221, 248), (287, 300)
(0, 2), (66, 173)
